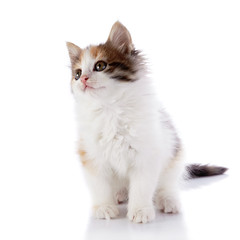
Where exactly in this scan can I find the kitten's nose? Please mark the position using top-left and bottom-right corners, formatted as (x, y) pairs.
(80, 75), (89, 84)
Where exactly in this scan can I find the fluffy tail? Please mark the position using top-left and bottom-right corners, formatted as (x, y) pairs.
(186, 164), (228, 179)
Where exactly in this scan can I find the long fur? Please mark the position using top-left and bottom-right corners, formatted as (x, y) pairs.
(66, 21), (227, 223)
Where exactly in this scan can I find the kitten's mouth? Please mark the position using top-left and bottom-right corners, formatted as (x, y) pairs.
(84, 85), (93, 90)
(83, 84), (105, 91)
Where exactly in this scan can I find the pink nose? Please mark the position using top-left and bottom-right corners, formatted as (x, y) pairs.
(80, 75), (89, 84)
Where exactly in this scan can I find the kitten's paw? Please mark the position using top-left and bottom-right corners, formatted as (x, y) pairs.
(127, 206), (155, 223)
(116, 188), (128, 204)
(93, 205), (119, 220)
(155, 194), (181, 214)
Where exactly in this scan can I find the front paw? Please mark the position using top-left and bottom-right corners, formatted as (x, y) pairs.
(127, 206), (155, 223)
(155, 194), (181, 214)
(93, 204), (119, 220)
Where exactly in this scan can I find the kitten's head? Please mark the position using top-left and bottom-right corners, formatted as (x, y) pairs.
(66, 21), (144, 99)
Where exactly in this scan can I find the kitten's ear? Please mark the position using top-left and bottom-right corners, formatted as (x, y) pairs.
(107, 21), (133, 54)
(66, 42), (82, 66)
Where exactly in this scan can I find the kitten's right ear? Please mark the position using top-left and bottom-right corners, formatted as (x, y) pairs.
(66, 42), (82, 66)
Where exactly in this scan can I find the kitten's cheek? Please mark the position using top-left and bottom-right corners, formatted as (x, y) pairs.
(71, 82), (81, 94)
(73, 81), (85, 91)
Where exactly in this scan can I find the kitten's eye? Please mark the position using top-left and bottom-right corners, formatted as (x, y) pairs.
(75, 69), (82, 80)
(94, 61), (107, 72)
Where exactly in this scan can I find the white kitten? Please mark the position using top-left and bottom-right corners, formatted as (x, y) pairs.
(66, 21), (227, 223)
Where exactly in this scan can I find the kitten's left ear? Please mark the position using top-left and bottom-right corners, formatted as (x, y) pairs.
(107, 21), (133, 54)
(66, 42), (82, 66)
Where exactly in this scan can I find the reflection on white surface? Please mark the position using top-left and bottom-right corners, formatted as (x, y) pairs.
(181, 174), (229, 190)
(85, 205), (189, 240)
(84, 175), (236, 240)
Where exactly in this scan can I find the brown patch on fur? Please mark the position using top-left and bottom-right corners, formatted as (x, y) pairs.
(90, 43), (128, 63)
(78, 149), (86, 156)
(67, 22), (144, 82)
(77, 148), (96, 174)
(78, 149), (86, 164)
(88, 40), (143, 82)
(100, 42), (134, 67)
(90, 46), (102, 59)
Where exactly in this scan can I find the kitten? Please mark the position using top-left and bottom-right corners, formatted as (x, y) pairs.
(66, 21), (227, 223)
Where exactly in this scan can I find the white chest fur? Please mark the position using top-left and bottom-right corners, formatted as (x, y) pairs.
(74, 82), (175, 177)
(76, 99), (141, 176)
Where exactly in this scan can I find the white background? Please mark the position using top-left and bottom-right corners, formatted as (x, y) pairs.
(0, 0), (240, 239)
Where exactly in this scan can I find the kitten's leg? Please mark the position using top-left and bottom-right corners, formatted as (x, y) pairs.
(84, 168), (119, 219)
(127, 158), (160, 223)
(79, 147), (118, 219)
(155, 151), (184, 214)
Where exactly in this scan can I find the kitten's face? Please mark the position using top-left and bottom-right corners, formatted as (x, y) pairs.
(67, 22), (142, 99)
